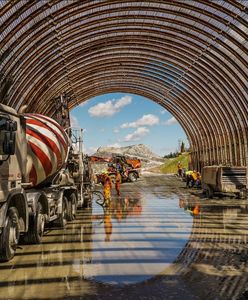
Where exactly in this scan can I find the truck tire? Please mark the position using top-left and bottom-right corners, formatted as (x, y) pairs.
(206, 186), (214, 199)
(83, 194), (90, 208)
(24, 202), (45, 244)
(128, 172), (138, 182)
(0, 207), (20, 262)
(67, 193), (77, 221)
(58, 196), (68, 228)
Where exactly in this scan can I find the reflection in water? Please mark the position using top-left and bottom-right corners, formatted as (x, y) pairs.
(0, 206), (96, 299)
(0, 191), (193, 298)
(104, 208), (112, 242)
(92, 196), (143, 243)
(178, 197), (248, 300)
(1, 187), (247, 299)
(88, 193), (192, 285)
(179, 198), (200, 216)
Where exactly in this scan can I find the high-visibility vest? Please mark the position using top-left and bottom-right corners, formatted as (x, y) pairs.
(185, 170), (193, 176)
(192, 172), (198, 181)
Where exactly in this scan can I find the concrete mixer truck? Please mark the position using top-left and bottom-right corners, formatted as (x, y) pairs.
(0, 103), (88, 261)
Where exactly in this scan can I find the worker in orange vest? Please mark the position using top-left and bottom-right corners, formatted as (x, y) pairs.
(177, 161), (183, 177)
(115, 171), (122, 196)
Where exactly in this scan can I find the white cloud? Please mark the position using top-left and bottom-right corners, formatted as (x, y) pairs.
(100, 128), (105, 132)
(160, 109), (167, 115)
(70, 115), (80, 127)
(163, 117), (178, 125)
(121, 114), (159, 129)
(124, 127), (150, 142)
(88, 95), (132, 117)
(114, 96), (132, 109)
(113, 128), (119, 133)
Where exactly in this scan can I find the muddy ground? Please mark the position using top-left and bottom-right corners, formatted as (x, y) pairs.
(0, 174), (247, 300)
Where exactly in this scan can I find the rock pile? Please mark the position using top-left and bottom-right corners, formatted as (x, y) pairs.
(96, 144), (163, 162)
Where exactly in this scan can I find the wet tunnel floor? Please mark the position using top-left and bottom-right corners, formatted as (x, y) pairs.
(1, 174), (248, 300)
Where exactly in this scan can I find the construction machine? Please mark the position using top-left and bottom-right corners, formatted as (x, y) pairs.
(0, 103), (89, 261)
(202, 166), (248, 198)
(90, 154), (141, 183)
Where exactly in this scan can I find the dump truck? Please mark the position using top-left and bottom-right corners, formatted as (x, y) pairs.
(0, 103), (87, 261)
(202, 166), (248, 198)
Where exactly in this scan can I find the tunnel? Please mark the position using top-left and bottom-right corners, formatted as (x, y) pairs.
(0, 0), (248, 170)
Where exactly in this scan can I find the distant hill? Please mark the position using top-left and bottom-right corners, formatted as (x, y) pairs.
(95, 144), (163, 162)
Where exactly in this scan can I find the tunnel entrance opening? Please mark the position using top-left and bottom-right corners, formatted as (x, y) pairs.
(70, 92), (189, 172)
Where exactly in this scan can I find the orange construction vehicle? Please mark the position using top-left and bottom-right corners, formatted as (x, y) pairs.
(90, 154), (141, 183)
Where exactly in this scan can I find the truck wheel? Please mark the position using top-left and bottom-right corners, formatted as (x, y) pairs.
(67, 193), (77, 221)
(206, 186), (214, 199)
(25, 202), (45, 244)
(58, 196), (68, 228)
(128, 172), (138, 182)
(83, 194), (90, 208)
(0, 207), (20, 262)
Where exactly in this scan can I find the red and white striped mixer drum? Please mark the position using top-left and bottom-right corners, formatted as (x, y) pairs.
(24, 114), (70, 186)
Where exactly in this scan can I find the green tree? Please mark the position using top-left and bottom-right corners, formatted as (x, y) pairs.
(180, 141), (185, 153)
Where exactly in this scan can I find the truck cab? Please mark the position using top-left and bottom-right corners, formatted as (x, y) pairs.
(0, 104), (29, 261)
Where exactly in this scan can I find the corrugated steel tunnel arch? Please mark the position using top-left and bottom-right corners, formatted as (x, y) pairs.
(0, 0), (248, 169)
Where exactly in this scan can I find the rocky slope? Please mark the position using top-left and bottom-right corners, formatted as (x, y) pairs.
(95, 144), (163, 162)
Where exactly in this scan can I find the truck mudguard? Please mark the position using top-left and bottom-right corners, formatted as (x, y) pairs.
(0, 189), (28, 232)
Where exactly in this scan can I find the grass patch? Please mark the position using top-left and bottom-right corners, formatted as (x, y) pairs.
(160, 152), (189, 174)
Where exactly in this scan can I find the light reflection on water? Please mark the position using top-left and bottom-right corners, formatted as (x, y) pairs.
(85, 193), (193, 285)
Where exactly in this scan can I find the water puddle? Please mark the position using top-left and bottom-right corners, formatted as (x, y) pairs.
(83, 192), (193, 285)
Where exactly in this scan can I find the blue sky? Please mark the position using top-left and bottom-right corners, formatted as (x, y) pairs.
(70, 93), (188, 156)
